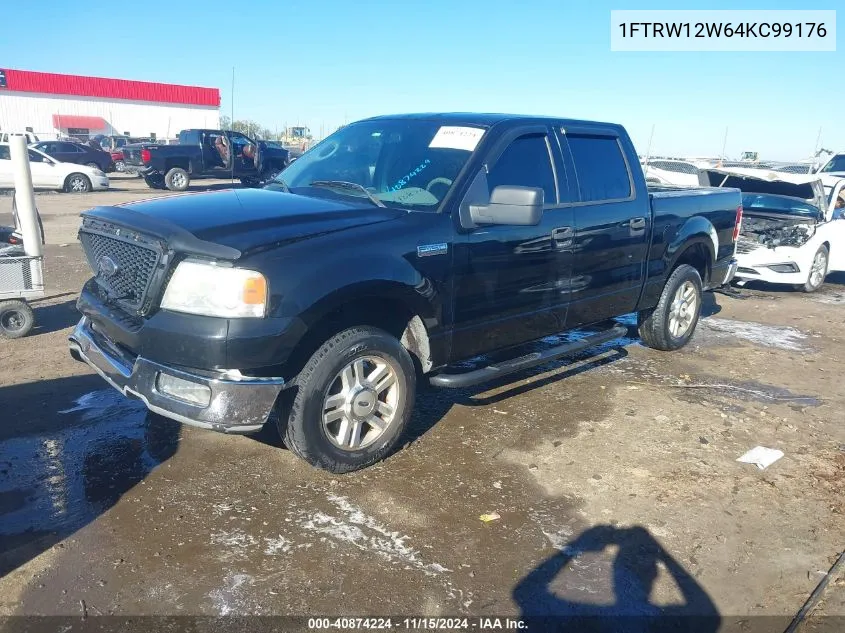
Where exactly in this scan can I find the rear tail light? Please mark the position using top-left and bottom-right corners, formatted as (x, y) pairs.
(733, 205), (743, 241)
(140, 148), (151, 163)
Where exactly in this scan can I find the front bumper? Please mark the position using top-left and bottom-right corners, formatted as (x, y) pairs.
(734, 245), (806, 286)
(68, 317), (284, 434)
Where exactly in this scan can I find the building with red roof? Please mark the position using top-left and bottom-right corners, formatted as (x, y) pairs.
(0, 68), (220, 142)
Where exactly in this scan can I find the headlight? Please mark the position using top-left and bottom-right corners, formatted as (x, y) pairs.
(161, 260), (267, 318)
(93, 169), (105, 176)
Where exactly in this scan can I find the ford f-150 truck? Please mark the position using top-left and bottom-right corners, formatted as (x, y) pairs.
(122, 128), (290, 191)
(68, 113), (741, 473)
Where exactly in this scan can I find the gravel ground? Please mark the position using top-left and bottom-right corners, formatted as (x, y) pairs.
(0, 176), (843, 630)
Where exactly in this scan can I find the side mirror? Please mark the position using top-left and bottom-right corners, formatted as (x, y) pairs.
(469, 185), (544, 226)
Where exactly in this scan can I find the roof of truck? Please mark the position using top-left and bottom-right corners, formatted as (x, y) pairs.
(360, 112), (622, 129)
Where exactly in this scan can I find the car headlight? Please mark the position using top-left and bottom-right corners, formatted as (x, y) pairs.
(161, 260), (267, 318)
(93, 169), (105, 177)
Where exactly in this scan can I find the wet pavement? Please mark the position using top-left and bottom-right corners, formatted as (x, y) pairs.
(0, 186), (843, 628)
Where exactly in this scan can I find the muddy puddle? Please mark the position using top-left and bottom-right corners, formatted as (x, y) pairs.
(0, 390), (180, 573)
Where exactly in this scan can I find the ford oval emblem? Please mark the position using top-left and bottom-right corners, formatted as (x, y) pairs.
(97, 255), (119, 277)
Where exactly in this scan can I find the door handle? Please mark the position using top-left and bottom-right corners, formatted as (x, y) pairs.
(552, 226), (574, 249)
(628, 217), (646, 230)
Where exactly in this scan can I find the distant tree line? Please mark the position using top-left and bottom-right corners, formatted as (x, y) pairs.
(219, 115), (279, 141)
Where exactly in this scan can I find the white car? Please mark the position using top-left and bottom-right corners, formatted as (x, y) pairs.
(815, 153), (845, 200)
(641, 159), (702, 187)
(0, 143), (109, 193)
(700, 167), (845, 292)
(0, 131), (40, 144)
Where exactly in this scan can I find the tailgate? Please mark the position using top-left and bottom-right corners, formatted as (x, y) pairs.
(122, 147), (146, 166)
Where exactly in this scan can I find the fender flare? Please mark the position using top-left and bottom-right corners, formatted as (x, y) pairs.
(665, 216), (718, 280)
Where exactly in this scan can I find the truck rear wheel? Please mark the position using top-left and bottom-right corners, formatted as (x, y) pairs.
(143, 174), (167, 190)
(279, 326), (416, 473)
(637, 264), (702, 351)
(164, 167), (190, 191)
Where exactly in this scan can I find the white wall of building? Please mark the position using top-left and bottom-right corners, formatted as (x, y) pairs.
(0, 91), (219, 139)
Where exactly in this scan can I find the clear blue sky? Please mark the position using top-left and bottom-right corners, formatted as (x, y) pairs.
(1, 0), (841, 160)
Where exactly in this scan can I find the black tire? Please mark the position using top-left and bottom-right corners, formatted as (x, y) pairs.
(637, 264), (703, 351)
(144, 175), (167, 190)
(796, 244), (828, 293)
(164, 167), (190, 191)
(65, 173), (92, 193)
(0, 300), (35, 339)
(280, 326), (416, 473)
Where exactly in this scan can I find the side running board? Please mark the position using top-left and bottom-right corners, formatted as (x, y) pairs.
(429, 325), (628, 389)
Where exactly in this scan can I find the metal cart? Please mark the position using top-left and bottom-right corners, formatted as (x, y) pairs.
(0, 196), (45, 339)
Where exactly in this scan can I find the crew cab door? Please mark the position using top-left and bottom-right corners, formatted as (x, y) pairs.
(450, 126), (576, 360)
(202, 131), (232, 175)
(558, 127), (649, 327)
(227, 132), (258, 176)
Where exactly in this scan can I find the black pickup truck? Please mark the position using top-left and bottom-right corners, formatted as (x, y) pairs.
(122, 129), (290, 191)
(69, 113), (741, 473)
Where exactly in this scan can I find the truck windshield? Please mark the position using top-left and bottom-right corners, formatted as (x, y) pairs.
(269, 119), (485, 210)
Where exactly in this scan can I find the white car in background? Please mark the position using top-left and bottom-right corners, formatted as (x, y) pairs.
(815, 152), (845, 199)
(700, 167), (845, 292)
(641, 159), (702, 186)
(0, 143), (109, 193)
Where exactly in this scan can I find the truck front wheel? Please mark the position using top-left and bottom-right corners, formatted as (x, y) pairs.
(164, 167), (190, 191)
(280, 326), (416, 473)
(637, 264), (702, 351)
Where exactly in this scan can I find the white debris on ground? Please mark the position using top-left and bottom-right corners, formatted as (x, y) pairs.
(700, 318), (809, 351)
(297, 494), (451, 576)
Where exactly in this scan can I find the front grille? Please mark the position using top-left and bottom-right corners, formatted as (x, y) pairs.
(79, 219), (165, 313)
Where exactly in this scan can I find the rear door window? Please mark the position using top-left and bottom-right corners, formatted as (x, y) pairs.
(564, 132), (632, 202)
(487, 134), (557, 204)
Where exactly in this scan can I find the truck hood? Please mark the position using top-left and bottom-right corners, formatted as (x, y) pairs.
(83, 188), (405, 259)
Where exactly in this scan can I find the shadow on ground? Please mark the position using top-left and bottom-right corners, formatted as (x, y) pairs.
(26, 298), (79, 337)
(0, 376), (180, 578)
(513, 525), (721, 633)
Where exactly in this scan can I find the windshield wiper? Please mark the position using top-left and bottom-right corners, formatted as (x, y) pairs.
(309, 180), (385, 208)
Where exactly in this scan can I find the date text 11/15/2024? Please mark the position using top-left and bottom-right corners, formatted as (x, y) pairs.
(307, 617), (527, 630)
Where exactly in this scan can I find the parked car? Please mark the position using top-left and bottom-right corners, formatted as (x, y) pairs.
(121, 129), (290, 191)
(0, 132), (40, 144)
(68, 113), (741, 473)
(0, 143), (109, 192)
(814, 152), (845, 199)
(92, 135), (157, 153)
(31, 140), (115, 173)
(700, 167), (845, 292)
(110, 151), (126, 172)
(641, 159), (702, 187)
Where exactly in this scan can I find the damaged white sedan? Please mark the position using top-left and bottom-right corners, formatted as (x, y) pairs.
(699, 168), (845, 292)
